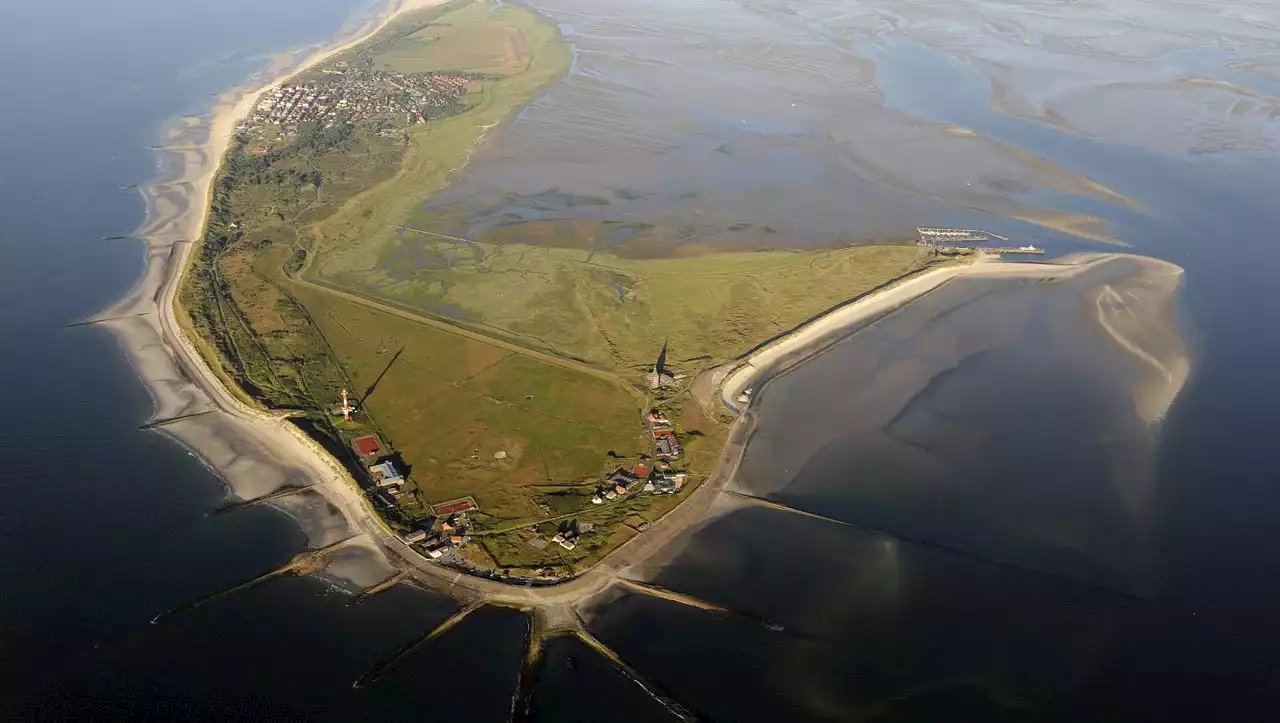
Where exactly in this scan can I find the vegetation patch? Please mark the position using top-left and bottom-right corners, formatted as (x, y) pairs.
(317, 237), (928, 371)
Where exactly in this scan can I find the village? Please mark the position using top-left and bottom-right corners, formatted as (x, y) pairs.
(238, 62), (479, 134)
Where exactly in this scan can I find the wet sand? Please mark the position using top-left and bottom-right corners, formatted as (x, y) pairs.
(720, 253), (1183, 415)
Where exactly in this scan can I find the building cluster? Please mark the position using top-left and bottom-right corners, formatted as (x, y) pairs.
(398, 511), (470, 560)
(588, 454), (685, 506)
(244, 68), (475, 132)
(644, 470), (687, 495)
(591, 464), (647, 504)
(551, 521), (595, 551)
(353, 435), (414, 509)
(647, 409), (683, 460)
(351, 435), (475, 558)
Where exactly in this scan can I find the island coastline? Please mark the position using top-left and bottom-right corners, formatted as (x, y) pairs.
(93, 0), (1186, 618)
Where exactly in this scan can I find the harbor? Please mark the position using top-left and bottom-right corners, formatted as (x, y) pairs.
(918, 227), (1045, 256)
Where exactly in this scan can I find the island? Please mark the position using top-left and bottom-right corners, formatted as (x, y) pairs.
(174, 0), (957, 582)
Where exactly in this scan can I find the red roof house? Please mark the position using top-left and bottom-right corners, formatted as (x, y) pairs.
(352, 435), (384, 457)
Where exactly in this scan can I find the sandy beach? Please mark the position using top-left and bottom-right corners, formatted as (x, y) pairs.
(719, 253), (1187, 418)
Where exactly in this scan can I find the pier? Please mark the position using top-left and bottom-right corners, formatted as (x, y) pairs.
(353, 601), (485, 687)
(138, 409), (215, 430)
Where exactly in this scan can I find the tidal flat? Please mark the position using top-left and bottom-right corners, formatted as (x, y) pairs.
(385, 0), (1280, 259)
(598, 255), (1196, 720)
(731, 255), (1187, 597)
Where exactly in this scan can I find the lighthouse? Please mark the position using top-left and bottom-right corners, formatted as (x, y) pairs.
(340, 389), (354, 422)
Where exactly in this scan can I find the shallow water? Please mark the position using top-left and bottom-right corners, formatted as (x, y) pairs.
(733, 257), (1183, 596)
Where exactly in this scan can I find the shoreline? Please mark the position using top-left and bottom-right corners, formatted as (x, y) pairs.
(717, 254), (1108, 411)
(715, 252), (1187, 423)
(97, 0), (459, 578)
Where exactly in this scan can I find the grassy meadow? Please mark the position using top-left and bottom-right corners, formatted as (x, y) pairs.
(319, 238), (926, 371)
(291, 283), (646, 521)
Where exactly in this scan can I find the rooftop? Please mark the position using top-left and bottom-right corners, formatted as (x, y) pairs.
(352, 435), (384, 457)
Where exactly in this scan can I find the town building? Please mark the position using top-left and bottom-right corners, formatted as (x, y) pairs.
(369, 460), (403, 485)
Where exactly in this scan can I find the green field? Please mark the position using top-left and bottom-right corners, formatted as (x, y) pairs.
(291, 284), (645, 521)
(315, 237), (925, 370)
(373, 2), (534, 76)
